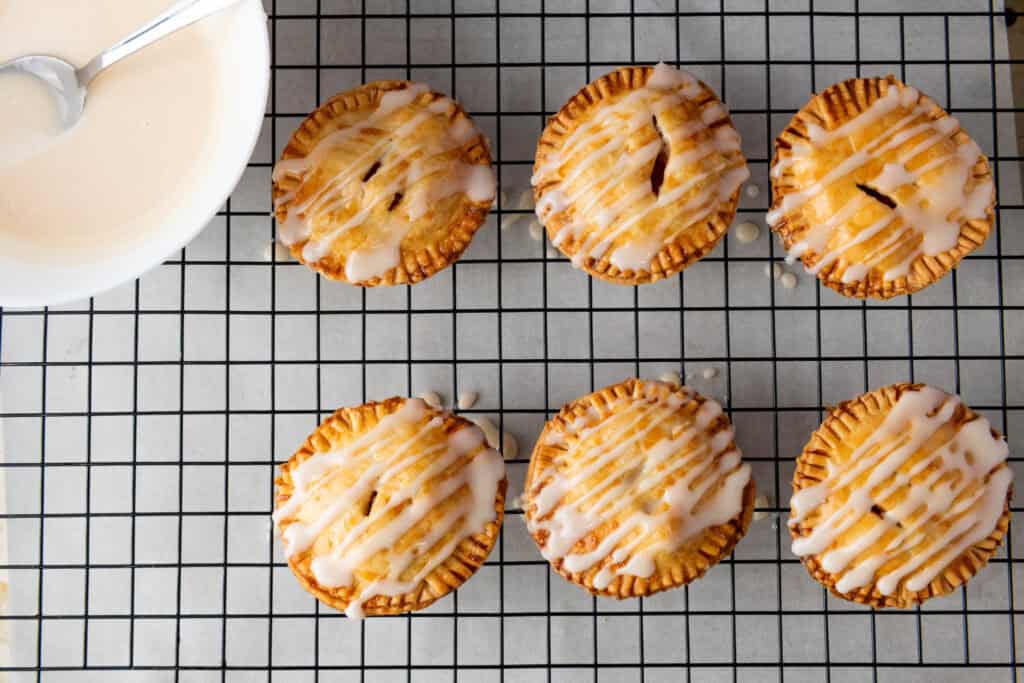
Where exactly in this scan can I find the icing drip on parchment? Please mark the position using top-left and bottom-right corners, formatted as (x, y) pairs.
(272, 83), (495, 281)
(527, 382), (751, 590)
(531, 63), (749, 274)
(789, 386), (1011, 596)
(273, 399), (505, 619)
(767, 83), (993, 284)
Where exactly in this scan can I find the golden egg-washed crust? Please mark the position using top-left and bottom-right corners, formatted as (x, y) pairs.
(769, 76), (994, 299)
(790, 383), (1012, 608)
(533, 66), (746, 285)
(273, 81), (493, 286)
(274, 397), (506, 616)
(524, 378), (755, 598)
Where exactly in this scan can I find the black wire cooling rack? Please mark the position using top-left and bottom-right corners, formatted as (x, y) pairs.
(1, 0), (1023, 681)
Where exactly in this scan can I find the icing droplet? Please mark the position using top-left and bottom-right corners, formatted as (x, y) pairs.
(501, 214), (522, 231)
(263, 240), (293, 262)
(659, 371), (682, 387)
(469, 415), (500, 449)
(780, 272), (797, 289)
(646, 62), (695, 90)
(528, 221), (544, 241)
(469, 415), (517, 460)
(745, 183), (760, 199)
(734, 221), (760, 244)
(702, 367), (719, 380)
(457, 391), (479, 410)
(417, 391), (443, 410)
(753, 493), (772, 522)
(516, 189), (535, 211)
(502, 431), (519, 461)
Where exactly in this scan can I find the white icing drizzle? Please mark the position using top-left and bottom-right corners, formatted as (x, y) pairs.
(272, 83), (496, 281)
(767, 83), (994, 283)
(468, 415), (518, 460)
(272, 399), (505, 619)
(343, 217), (405, 283)
(502, 431), (519, 462)
(531, 63), (748, 274)
(789, 386), (1011, 597)
(468, 415), (500, 450)
(526, 382), (751, 590)
(415, 391), (443, 410)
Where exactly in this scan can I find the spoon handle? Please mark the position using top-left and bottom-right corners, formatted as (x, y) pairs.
(77, 0), (240, 87)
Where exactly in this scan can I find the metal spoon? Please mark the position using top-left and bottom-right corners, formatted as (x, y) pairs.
(0, 0), (240, 129)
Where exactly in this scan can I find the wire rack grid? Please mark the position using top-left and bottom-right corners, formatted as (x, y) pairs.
(2, 0), (1024, 681)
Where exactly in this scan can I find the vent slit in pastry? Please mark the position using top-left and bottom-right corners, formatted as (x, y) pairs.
(363, 489), (378, 517)
(856, 182), (897, 209)
(650, 115), (669, 197)
(362, 160), (382, 182)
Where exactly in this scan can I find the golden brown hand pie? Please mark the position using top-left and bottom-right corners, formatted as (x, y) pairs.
(524, 378), (754, 598)
(272, 81), (495, 286)
(273, 397), (506, 618)
(790, 383), (1012, 608)
(768, 76), (995, 299)
(532, 63), (749, 285)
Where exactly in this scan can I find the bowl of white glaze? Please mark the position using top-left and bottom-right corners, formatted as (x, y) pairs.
(0, 0), (270, 307)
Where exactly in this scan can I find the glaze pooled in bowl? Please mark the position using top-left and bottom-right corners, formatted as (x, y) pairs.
(0, 0), (269, 306)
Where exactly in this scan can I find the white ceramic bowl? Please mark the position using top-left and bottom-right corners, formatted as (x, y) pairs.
(0, 0), (269, 308)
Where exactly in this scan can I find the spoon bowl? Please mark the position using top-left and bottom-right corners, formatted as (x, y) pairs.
(0, 0), (269, 307)
(0, 55), (84, 128)
(0, 0), (239, 130)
